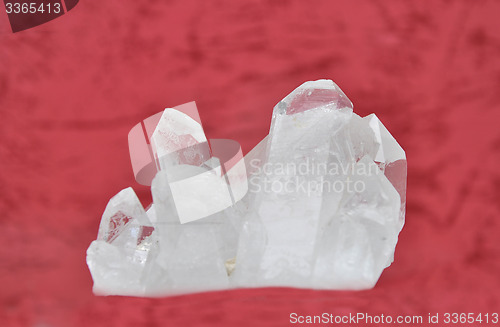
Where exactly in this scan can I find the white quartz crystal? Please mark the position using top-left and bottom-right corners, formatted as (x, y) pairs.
(87, 80), (406, 296)
(151, 108), (208, 168)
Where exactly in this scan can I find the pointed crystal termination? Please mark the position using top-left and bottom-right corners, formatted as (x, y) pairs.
(86, 80), (407, 296)
(277, 79), (352, 115)
(268, 80), (353, 156)
(87, 188), (161, 296)
(151, 108), (211, 170)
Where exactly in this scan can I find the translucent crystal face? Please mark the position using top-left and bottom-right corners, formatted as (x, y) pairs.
(96, 187), (151, 241)
(151, 109), (207, 157)
(278, 80), (353, 115)
(86, 80), (407, 296)
(104, 211), (131, 243)
(151, 109), (211, 170)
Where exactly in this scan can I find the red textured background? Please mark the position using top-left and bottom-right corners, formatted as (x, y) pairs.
(1, 1), (500, 326)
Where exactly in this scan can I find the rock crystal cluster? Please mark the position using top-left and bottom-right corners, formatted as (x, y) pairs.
(86, 80), (407, 296)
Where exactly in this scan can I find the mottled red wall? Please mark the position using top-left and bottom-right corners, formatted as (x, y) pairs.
(1, 1), (499, 326)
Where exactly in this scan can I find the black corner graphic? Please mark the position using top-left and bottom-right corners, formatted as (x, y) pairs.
(4, 0), (79, 33)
